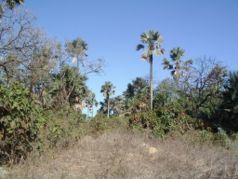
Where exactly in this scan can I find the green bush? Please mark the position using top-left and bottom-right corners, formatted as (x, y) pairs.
(214, 128), (231, 148)
(40, 108), (86, 149)
(0, 83), (45, 164)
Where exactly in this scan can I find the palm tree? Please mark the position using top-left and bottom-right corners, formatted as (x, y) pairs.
(163, 47), (192, 81)
(136, 30), (164, 110)
(85, 90), (98, 117)
(65, 38), (88, 72)
(100, 81), (115, 118)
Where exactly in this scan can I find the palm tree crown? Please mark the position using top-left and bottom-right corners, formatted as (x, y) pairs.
(100, 81), (115, 118)
(136, 30), (164, 61)
(163, 47), (192, 81)
(101, 81), (115, 98)
(65, 38), (88, 70)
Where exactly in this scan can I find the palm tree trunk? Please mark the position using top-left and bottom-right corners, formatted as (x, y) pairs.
(77, 58), (79, 72)
(149, 55), (153, 110)
(107, 96), (110, 118)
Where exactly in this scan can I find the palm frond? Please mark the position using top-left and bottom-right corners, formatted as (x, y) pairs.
(162, 59), (173, 69)
(136, 44), (144, 51)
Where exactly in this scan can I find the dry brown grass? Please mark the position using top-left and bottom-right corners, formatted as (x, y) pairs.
(3, 128), (238, 179)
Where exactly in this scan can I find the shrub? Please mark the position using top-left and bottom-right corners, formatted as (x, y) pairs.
(214, 128), (231, 148)
(0, 83), (45, 164)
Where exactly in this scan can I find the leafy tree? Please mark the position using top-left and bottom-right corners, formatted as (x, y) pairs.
(153, 78), (178, 109)
(178, 58), (227, 119)
(136, 30), (164, 110)
(65, 38), (88, 71)
(28, 47), (57, 94)
(163, 47), (192, 81)
(123, 77), (149, 113)
(100, 81), (115, 118)
(49, 65), (88, 109)
(219, 71), (238, 133)
(109, 96), (125, 116)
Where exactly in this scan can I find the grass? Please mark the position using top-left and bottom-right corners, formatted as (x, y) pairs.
(3, 128), (238, 179)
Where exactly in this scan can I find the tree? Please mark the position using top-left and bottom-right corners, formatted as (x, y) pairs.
(100, 81), (115, 118)
(163, 47), (192, 81)
(219, 71), (238, 133)
(49, 65), (88, 109)
(65, 38), (88, 72)
(123, 77), (149, 113)
(0, 0), (24, 18)
(84, 90), (97, 117)
(153, 78), (178, 109)
(136, 30), (164, 110)
(178, 58), (227, 119)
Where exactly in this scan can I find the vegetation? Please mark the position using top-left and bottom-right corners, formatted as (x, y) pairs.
(136, 31), (164, 110)
(0, 3), (237, 178)
(100, 81), (116, 118)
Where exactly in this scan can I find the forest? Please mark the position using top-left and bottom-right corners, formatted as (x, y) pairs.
(0, 0), (238, 178)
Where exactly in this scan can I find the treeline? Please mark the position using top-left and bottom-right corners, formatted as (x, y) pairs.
(0, 6), (102, 164)
(0, 4), (237, 165)
(98, 32), (238, 137)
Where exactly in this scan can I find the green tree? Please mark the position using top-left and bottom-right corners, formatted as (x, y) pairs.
(136, 30), (164, 110)
(123, 77), (149, 113)
(163, 47), (192, 81)
(178, 59), (227, 119)
(100, 81), (115, 118)
(65, 38), (88, 71)
(219, 71), (238, 133)
(153, 78), (178, 109)
(49, 65), (88, 109)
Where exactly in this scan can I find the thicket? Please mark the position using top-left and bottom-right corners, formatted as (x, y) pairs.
(0, 5), (238, 165)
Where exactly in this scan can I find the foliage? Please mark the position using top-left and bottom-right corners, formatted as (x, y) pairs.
(0, 8), (237, 166)
(49, 65), (88, 109)
(136, 30), (164, 110)
(177, 59), (227, 119)
(153, 78), (178, 109)
(214, 128), (231, 148)
(129, 104), (195, 138)
(123, 77), (149, 113)
(65, 37), (88, 70)
(100, 81), (116, 118)
(218, 71), (238, 133)
(0, 83), (45, 164)
(163, 47), (192, 81)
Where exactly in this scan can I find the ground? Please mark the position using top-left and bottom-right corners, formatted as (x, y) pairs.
(3, 129), (238, 179)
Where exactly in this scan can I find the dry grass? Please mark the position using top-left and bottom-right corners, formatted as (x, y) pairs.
(3, 129), (238, 179)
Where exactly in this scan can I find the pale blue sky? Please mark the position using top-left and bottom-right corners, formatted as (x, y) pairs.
(24, 0), (238, 104)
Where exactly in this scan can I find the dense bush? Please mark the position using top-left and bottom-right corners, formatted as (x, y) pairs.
(129, 104), (195, 138)
(0, 83), (45, 164)
(218, 72), (238, 133)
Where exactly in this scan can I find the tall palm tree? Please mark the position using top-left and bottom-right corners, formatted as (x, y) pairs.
(136, 30), (164, 110)
(65, 38), (88, 72)
(163, 47), (192, 81)
(100, 81), (115, 118)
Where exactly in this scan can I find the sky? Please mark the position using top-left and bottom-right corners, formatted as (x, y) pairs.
(24, 0), (238, 106)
